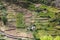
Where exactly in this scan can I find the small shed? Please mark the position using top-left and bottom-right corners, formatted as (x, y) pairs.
(27, 25), (36, 31)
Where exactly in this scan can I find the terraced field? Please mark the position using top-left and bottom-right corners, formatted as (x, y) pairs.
(0, 1), (60, 40)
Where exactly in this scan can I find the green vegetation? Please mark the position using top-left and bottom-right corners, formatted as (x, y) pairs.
(54, 36), (60, 40)
(34, 4), (57, 29)
(0, 0), (60, 40)
(1, 16), (7, 25)
(1, 6), (7, 25)
(28, 4), (37, 11)
(31, 4), (60, 40)
(18, 38), (22, 40)
(33, 34), (60, 40)
(16, 13), (25, 28)
(0, 34), (5, 40)
(40, 35), (53, 40)
(0, 2), (7, 25)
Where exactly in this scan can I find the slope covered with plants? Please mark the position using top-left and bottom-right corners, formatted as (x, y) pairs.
(0, 0), (60, 40)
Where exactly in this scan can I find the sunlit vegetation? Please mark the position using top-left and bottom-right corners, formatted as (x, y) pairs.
(54, 36), (60, 40)
(33, 33), (60, 40)
(31, 4), (60, 40)
(33, 4), (59, 29)
(40, 35), (53, 40)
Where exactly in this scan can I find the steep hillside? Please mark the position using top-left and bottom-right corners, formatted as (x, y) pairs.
(0, 0), (60, 40)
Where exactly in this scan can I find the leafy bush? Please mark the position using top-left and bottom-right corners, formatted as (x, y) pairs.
(54, 36), (60, 40)
(33, 34), (60, 40)
(40, 35), (53, 40)
(0, 34), (5, 40)
(1, 16), (7, 25)
(1, 9), (7, 25)
(28, 4), (37, 11)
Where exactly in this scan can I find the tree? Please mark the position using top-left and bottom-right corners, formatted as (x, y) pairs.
(1, 7), (7, 25)
(2, 16), (7, 25)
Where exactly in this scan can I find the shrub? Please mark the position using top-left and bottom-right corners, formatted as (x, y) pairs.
(40, 35), (53, 40)
(54, 36), (60, 40)
(2, 16), (7, 25)
(1, 9), (7, 25)
(28, 4), (37, 11)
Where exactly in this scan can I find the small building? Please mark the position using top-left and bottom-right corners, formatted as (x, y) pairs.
(27, 25), (36, 31)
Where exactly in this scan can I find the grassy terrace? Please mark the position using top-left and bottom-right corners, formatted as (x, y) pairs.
(0, 1), (60, 40)
(28, 4), (60, 40)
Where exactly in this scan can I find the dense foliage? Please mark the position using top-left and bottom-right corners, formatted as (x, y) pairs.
(0, 4), (7, 25)
(0, 34), (5, 40)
